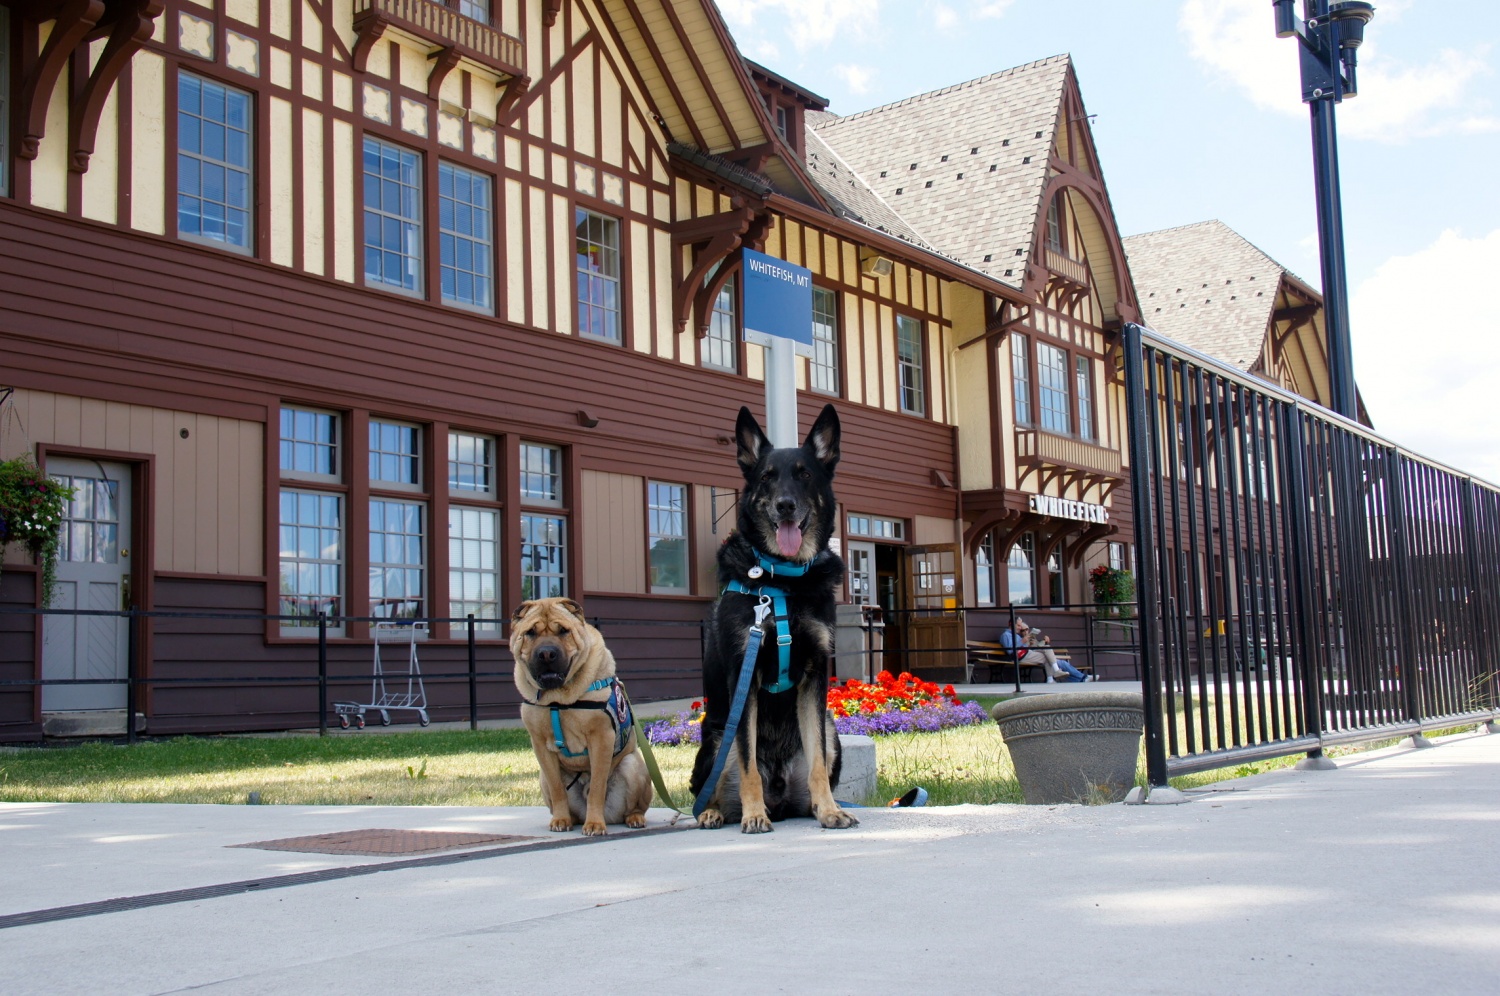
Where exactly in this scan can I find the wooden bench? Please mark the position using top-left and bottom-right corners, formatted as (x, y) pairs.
(965, 640), (1088, 684)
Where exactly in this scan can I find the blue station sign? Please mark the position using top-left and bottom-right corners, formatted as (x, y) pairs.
(742, 248), (813, 347)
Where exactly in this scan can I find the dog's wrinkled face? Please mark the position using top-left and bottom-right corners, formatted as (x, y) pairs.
(735, 404), (840, 563)
(510, 598), (593, 691)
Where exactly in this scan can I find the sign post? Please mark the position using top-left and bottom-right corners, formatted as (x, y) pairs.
(741, 248), (813, 447)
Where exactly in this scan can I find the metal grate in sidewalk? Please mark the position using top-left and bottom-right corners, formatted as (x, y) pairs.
(231, 828), (534, 856)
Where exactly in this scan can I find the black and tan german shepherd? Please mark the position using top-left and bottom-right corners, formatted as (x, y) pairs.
(689, 403), (858, 833)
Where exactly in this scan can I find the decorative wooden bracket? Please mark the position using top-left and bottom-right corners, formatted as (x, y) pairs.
(351, 11), (391, 74)
(985, 296), (1032, 337)
(18, 0), (105, 160)
(69, 0), (164, 173)
(543, 0), (565, 27)
(1066, 522), (1114, 567)
(496, 73), (531, 122)
(672, 200), (775, 337)
(426, 45), (463, 99)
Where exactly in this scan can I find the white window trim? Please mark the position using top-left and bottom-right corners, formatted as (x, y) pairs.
(448, 430), (498, 499)
(280, 406), (342, 484)
(369, 418), (424, 494)
(647, 480), (690, 595)
(278, 487), (346, 636)
(369, 496), (427, 620)
(519, 441), (564, 509)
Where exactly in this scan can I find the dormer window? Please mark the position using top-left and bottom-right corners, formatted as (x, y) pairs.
(1046, 196), (1063, 253)
(775, 105), (790, 140)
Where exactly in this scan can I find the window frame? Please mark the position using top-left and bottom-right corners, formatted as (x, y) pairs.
(1011, 334), (1032, 426)
(278, 487), (346, 636)
(449, 503), (502, 636)
(448, 430), (497, 499)
(975, 533), (997, 607)
(176, 70), (256, 254)
(575, 207), (623, 344)
(700, 274), (739, 373)
(437, 160), (495, 314)
(362, 135), (425, 298)
(1006, 532), (1037, 606)
(1036, 341), (1071, 435)
(368, 418), (423, 493)
(895, 314), (926, 417)
(368, 496), (426, 620)
(280, 406), (342, 484)
(646, 480), (691, 595)
(810, 285), (841, 396)
(1075, 354), (1095, 442)
(519, 440), (568, 600)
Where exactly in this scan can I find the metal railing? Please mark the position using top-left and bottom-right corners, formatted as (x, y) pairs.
(1123, 322), (1500, 785)
(0, 605), (704, 743)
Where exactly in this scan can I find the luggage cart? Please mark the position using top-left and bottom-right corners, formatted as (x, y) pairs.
(333, 621), (430, 728)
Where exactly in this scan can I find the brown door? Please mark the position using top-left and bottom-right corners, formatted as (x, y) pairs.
(903, 545), (964, 672)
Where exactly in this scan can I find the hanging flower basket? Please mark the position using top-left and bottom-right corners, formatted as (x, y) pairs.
(0, 457), (76, 607)
(1089, 565), (1136, 618)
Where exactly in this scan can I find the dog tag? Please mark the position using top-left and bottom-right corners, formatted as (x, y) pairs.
(748, 566), (764, 579)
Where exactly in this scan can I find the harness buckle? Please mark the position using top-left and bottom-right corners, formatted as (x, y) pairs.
(753, 594), (773, 628)
(776, 633), (792, 647)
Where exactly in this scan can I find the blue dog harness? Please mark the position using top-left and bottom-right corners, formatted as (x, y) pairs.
(724, 551), (811, 696)
(691, 552), (812, 818)
(525, 677), (633, 759)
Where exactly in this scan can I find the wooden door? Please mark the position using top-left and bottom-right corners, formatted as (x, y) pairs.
(904, 544), (964, 671)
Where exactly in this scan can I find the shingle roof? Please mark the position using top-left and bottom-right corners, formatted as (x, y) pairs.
(809, 55), (1072, 290)
(1122, 220), (1309, 371)
(801, 115), (935, 250)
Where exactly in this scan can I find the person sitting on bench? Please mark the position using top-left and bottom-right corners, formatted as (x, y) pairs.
(1000, 618), (1091, 683)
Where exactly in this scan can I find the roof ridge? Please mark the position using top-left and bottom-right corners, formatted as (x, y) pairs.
(812, 54), (1071, 129)
(1126, 219), (1299, 282)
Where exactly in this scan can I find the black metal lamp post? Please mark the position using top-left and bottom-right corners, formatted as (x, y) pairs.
(1273, 0), (1375, 420)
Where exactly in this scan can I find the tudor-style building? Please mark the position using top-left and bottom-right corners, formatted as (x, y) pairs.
(2, 0), (1082, 739)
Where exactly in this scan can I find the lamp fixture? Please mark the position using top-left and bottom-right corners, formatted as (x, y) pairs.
(859, 250), (894, 278)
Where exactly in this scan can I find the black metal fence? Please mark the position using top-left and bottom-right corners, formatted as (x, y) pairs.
(1123, 322), (1500, 786)
(0, 605), (705, 743)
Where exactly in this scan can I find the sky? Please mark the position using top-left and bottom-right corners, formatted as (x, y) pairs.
(715, 0), (1500, 483)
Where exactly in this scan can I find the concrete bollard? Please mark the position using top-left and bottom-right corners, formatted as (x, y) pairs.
(837, 734), (877, 805)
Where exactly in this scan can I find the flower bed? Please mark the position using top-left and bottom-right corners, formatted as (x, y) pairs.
(644, 672), (989, 744)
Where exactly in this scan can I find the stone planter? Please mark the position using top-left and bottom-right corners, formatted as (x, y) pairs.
(991, 691), (1144, 804)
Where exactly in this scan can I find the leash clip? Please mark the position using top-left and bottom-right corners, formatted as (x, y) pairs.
(753, 594), (773, 628)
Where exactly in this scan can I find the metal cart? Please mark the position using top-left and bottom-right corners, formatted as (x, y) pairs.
(333, 621), (430, 728)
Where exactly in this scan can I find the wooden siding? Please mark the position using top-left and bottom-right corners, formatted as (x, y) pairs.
(0, 388), (263, 576)
(581, 469), (646, 594)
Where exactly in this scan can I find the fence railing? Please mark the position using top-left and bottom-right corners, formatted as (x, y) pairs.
(0, 605), (704, 743)
(1122, 322), (1500, 787)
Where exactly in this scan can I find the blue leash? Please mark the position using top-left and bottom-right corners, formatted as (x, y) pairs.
(692, 624), (767, 818)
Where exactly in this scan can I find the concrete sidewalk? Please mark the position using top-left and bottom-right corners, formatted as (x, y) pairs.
(2, 730), (1497, 993)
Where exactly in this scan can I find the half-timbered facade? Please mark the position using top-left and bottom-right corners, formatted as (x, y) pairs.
(1, 0), (1066, 738)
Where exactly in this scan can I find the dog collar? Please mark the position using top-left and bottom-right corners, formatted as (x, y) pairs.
(746, 550), (811, 581)
(724, 581), (795, 694)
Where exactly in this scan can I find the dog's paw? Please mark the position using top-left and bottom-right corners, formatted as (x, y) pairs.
(696, 808), (725, 829)
(741, 813), (774, 834)
(816, 806), (860, 829)
(581, 820), (608, 837)
(549, 816), (574, 833)
(625, 812), (647, 829)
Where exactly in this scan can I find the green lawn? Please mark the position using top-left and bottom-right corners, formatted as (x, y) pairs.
(0, 697), (1467, 808)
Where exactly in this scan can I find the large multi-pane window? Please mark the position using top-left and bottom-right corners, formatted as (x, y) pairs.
(648, 482), (689, 593)
(448, 431), (499, 634)
(178, 73), (253, 251)
(369, 499), (424, 619)
(811, 286), (839, 395)
(450, 507), (499, 632)
(896, 315), (925, 416)
(975, 534), (996, 607)
(1011, 335), (1031, 425)
(1007, 533), (1036, 606)
(279, 490), (344, 627)
(1036, 342), (1070, 434)
(364, 137), (423, 295)
(520, 442), (566, 598)
(1075, 355), (1095, 441)
(457, 0), (490, 22)
(576, 209), (621, 342)
(280, 407), (339, 480)
(438, 162), (493, 312)
(701, 278), (737, 372)
(369, 420), (421, 489)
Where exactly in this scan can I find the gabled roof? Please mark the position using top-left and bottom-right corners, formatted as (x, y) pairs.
(809, 56), (1072, 290)
(801, 113), (936, 251)
(1122, 220), (1313, 372)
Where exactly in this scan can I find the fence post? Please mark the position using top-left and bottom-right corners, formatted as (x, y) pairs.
(125, 607), (139, 746)
(467, 614), (478, 731)
(317, 611), (328, 737)
(1279, 406), (1334, 768)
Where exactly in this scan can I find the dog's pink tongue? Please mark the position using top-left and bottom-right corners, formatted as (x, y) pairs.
(776, 522), (803, 558)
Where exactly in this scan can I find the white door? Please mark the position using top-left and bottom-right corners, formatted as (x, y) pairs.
(41, 458), (132, 712)
(847, 541), (876, 607)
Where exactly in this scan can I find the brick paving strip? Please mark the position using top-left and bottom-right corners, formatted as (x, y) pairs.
(0, 824), (690, 930)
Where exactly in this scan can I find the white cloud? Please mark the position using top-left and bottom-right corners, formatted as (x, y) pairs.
(1351, 228), (1500, 483)
(975, 0), (1016, 18)
(934, 3), (959, 32)
(1178, 1), (1497, 141)
(833, 63), (875, 95)
(718, 0), (878, 51)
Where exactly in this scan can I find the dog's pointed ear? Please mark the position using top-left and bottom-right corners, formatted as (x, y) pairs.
(510, 600), (535, 624)
(735, 406), (773, 479)
(803, 404), (841, 474)
(558, 598), (586, 621)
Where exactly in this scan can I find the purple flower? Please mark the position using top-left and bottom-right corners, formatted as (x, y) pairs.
(833, 698), (987, 737)
(645, 708), (703, 746)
